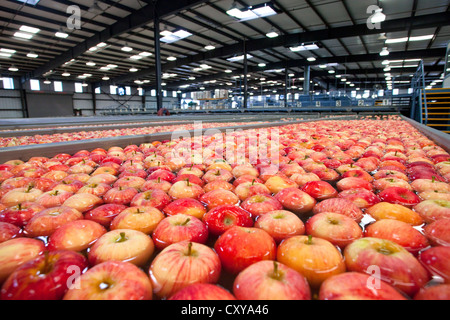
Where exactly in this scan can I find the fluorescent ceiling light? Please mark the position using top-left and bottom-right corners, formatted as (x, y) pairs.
(227, 54), (253, 62)
(139, 51), (152, 56)
(27, 52), (38, 58)
(205, 44), (216, 50)
(227, 3), (277, 21)
(319, 65), (327, 69)
(62, 72), (71, 76)
(188, 76), (196, 80)
(121, 45), (133, 52)
(19, 25), (40, 34)
(258, 63), (266, 67)
(100, 66), (110, 71)
(16, 0), (41, 4)
(409, 35), (434, 41)
(167, 56), (177, 61)
(55, 31), (69, 38)
(200, 64), (211, 69)
(86, 61), (96, 66)
(266, 30), (279, 38)
(88, 46), (99, 52)
(0, 53), (12, 58)
(1, 48), (16, 54)
(160, 29), (192, 43)
(97, 42), (107, 47)
(290, 44), (319, 52)
(8, 66), (18, 72)
(14, 32), (33, 39)
(129, 67), (138, 72)
(107, 64), (118, 68)
(385, 37), (408, 44)
(130, 55), (143, 60)
(224, 69), (233, 73)
(102, 76), (109, 80)
(43, 79), (51, 84)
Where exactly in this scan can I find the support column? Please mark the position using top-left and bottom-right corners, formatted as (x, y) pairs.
(303, 65), (311, 95)
(90, 83), (97, 115)
(154, 11), (163, 112)
(243, 39), (248, 109)
(285, 68), (289, 107)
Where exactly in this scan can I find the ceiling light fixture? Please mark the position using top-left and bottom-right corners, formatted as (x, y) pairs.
(226, 2), (277, 21)
(290, 43), (319, 52)
(160, 29), (192, 43)
(205, 43), (216, 50)
(370, 8), (386, 24)
(380, 47), (390, 56)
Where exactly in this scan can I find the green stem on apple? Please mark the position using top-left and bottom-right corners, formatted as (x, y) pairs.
(251, 178), (256, 185)
(185, 179), (191, 187)
(116, 232), (128, 243)
(187, 242), (193, 256)
(157, 177), (161, 183)
(26, 185), (33, 193)
(305, 235), (313, 245)
(181, 218), (191, 226)
(432, 176), (436, 183)
(18, 203), (22, 210)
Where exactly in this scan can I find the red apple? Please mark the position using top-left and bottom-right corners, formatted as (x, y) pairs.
(0, 238), (45, 284)
(344, 237), (430, 296)
(24, 206), (83, 237)
(300, 181), (338, 201)
(414, 199), (450, 223)
(152, 214), (209, 250)
(47, 220), (107, 252)
(364, 219), (429, 254)
(240, 194), (283, 218)
(312, 198), (364, 222)
(0, 222), (21, 243)
(274, 187), (316, 215)
(411, 178), (450, 194)
(414, 284), (450, 300)
(169, 283), (236, 300)
(319, 272), (407, 300)
(140, 178), (172, 193)
(233, 174), (264, 187)
(88, 229), (154, 267)
(1, 250), (88, 300)
(419, 246), (450, 284)
(149, 241), (221, 299)
(367, 202), (424, 225)
(1, 187), (43, 208)
(373, 177), (412, 192)
(110, 206), (165, 234)
(233, 260), (310, 300)
(342, 169), (374, 183)
(254, 210), (305, 243)
(63, 260), (153, 300)
(36, 189), (73, 208)
(77, 182), (112, 197)
(103, 186), (139, 206)
(168, 180), (205, 200)
(305, 212), (363, 249)
(162, 198), (206, 219)
(423, 218), (450, 246)
(172, 174), (205, 187)
(234, 181), (270, 201)
(337, 188), (380, 209)
(84, 203), (127, 227)
(214, 226), (276, 274)
(130, 189), (171, 210)
(199, 189), (239, 210)
(0, 202), (45, 227)
(63, 193), (103, 213)
(264, 175), (297, 194)
(277, 235), (346, 288)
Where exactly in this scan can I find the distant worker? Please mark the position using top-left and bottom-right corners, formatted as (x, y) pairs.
(157, 108), (170, 116)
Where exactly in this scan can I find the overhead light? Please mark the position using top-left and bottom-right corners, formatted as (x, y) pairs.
(43, 79), (51, 84)
(226, 2), (277, 21)
(102, 76), (109, 80)
(227, 54), (253, 62)
(266, 29), (279, 38)
(55, 27), (69, 38)
(328, 70), (335, 74)
(290, 43), (319, 52)
(224, 69), (233, 73)
(335, 75), (342, 78)
(8, 65), (18, 72)
(370, 8), (386, 24)
(16, 0), (40, 4)
(129, 67), (138, 72)
(83, 73), (92, 77)
(205, 44), (216, 50)
(121, 44), (133, 52)
(409, 35), (434, 42)
(319, 65), (327, 69)
(14, 32), (34, 39)
(200, 64), (211, 69)
(26, 51), (38, 58)
(188, 76), (196, 80)
(88, 46), (99, 52)
(383, 67), (391, 72)
(86, 61), (96, 66)
(129, 55), (143, 60)
(139, 51), (152, 57)
(385, 37), (408, 44)
(1, 48), (16, 54)
(62, 72), (71, 77)
(258, 63), (266, 67)
(167, 56), (177, 61)
(307, 57), (317, 62)
(160, 29), (192, 43)
(380, 47), (390, 56)
(19, 25), (40, 34)
(97, 42), (107, 47)
(382, 60), (390, 65)
(107, 64), (118, 68)
(81, 82), (89, 87)
(100, 66), (110, 71)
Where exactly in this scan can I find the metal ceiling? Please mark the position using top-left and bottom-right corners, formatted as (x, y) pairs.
(0, 0), (449, 92)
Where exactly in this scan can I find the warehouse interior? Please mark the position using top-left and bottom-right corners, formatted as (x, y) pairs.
(0, 0), (449, 302)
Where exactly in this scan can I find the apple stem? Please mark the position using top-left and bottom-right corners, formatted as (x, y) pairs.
(185, 179), (191, 186)
(181, 217), (191, 226)
(157, 177), (161, 183)
(432, 176), (436, 183)
(306, 235), (313, 245)
(187, 242), (193, 256)
(18, 203), (22, 210)
(130, 160), (133, 166)
(251, 178), (256, 185)
(26, 185), (32, 193)
(116, 232), (128, 243)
